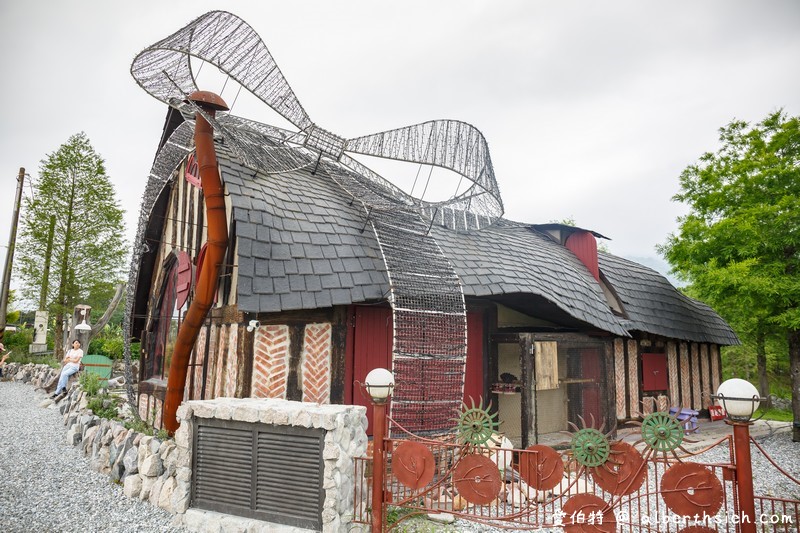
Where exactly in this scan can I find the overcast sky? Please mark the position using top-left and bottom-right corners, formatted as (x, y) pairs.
(1, 0), (799, 301)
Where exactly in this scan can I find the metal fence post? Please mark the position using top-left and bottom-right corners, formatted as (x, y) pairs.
(731, 422), (756, 533)
(371, 401), (386, 533)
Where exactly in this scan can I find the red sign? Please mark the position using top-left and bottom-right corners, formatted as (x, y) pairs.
(185, 153), (202, 188)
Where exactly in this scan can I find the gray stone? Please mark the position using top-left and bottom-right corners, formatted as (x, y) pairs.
(427, 512), (455, 524)
(110, 457), (125, 482)
(123, 446), (139, 474)
(66, 426), (82, 446)
(91, 447), (111, 474)
(140, 476), (156, 501)
(158, 476), (177, 511)
(39, 399), (54, 408)
(148, 476), (164, 507)
(172, 480), (191, 514)
(140, 454), (164, 477)
(123, 473), (142, 499)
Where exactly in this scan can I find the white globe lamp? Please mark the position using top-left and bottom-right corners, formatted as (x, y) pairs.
(364, 368), (395, 403)
(715, 378), (761, 423)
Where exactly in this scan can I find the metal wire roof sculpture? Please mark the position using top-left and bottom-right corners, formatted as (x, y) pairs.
(126, 10), (504, 433)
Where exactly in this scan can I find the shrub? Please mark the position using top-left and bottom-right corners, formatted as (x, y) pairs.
(124, 418), (154, 436)
(79, 372), (102, 396)
(87, 395), (119, 420)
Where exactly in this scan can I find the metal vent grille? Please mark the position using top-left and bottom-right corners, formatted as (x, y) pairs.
(192, 418), (324, 530)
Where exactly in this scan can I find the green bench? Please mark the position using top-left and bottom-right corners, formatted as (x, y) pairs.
(82, 354), (113, 387)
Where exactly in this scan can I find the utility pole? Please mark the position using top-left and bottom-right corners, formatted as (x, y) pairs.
(0, 167), (25, 343)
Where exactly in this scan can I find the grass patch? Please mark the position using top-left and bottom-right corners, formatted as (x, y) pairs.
(755, 406), (793, 422)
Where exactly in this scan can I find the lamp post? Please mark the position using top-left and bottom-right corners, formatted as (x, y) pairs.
(712, 378), (764, 533)
(364, 368), (394, 533)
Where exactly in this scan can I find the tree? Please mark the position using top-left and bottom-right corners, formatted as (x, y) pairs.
(659, 110), (800, 440)
(16, 133), (127, 358)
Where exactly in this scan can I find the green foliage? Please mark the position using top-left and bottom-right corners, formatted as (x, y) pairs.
(659, 110), (800, 403)
(16, 132), (127, 339)
(86, 394), (119, 420)
(156, 428), (171, 441)
(79, 371), (102, 396)
(1, 328), (33, 354)
(124, 418), (154, 436)
(88, 324), (125, 359)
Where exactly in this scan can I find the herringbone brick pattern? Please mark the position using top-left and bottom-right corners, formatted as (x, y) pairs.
(667, 341), (679, 406)
(251, 325), (290, 399)
(614, 339), (626, 419)
(214, 324), (229, 399)
(300, 323), (332, 404)
(680, 342), (691, 408)
(192, 326), (207, 400)
(700, 344), (711, 410)
(627, 339), (639, 417)
(691, 343), (702, 410)
(710, 345), (721, 394)
(225, 325), (239, 397)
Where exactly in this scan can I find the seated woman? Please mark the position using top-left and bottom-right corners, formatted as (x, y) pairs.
(52, 339), (84, 398)
(0, 343), (9, 378)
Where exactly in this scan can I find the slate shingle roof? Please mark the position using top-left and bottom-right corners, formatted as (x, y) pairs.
(220, 150), (388, 313)
(218, 144), (736, 344)
(598, 253), (739, 345)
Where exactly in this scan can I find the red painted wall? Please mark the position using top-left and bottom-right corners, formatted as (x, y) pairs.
(565, 231), (600, 282)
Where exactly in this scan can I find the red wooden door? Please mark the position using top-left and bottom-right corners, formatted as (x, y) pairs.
(463, 311), (484, 405)
(580, 348), (603, 426)
(352, 306), (393, 435)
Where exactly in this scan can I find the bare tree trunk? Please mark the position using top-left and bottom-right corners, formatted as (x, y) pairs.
(756, 332), (771, 408)
(54, 312), (64, 360)
(90, 282), (125, 336)
(790, 329), (800, 442)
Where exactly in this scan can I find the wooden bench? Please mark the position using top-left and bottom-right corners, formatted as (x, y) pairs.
(81, 354), (113, 387)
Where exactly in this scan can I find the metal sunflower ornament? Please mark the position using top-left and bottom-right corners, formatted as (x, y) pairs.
(452, 397), (500, 447)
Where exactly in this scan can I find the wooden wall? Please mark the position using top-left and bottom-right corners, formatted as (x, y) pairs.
(612, 336), (723, 420)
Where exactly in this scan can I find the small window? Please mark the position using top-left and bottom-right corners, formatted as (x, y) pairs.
(641, 353), (668, 391)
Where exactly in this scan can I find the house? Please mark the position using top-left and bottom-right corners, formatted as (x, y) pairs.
(127, 10), (738, 446)
(129, 114), (737, 445)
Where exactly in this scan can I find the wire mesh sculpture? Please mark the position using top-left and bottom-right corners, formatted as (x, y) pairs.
(128, 10), (504, 433)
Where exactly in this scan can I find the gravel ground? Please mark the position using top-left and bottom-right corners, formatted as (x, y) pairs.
(0, 381), (186, 533)
(1, 377), (797, 533)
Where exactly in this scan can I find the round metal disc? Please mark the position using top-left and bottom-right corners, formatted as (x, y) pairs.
(519, 444), (565, 491)
(453, 454), (502, 505)
(660, 463), (724, 518)
(591, 441), (647, 496)
(562, 494), (616, 533)
(393, 441), (435, 490)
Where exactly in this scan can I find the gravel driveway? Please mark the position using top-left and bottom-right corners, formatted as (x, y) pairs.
(0, 381), (185, 533)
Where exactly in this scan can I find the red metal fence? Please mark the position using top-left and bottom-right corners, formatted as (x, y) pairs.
(354, 416), (800, 532)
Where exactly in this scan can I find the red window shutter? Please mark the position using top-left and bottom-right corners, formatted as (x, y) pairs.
(641, 353), (668, 391)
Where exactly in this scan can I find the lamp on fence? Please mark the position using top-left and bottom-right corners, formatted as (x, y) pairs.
(712, 378), (764, 424)
(364, 367), (394, 404)
(364, 367), (393, 533)
(712, 378), (764, 533)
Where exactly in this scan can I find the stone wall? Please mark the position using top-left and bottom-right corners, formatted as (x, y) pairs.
(175, 397), (368, 533)
(7, 363), (368, 533)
